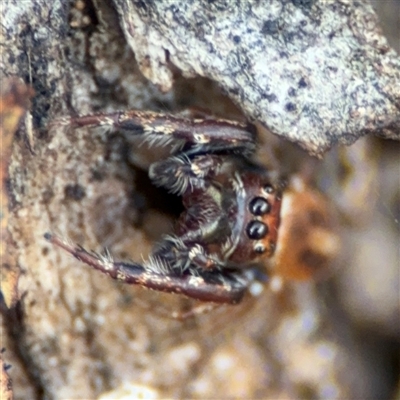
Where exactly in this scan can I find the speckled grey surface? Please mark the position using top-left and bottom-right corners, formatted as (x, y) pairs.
(113, 0), (400, 154)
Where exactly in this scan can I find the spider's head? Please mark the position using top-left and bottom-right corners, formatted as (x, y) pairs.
(230, 172), (339, 282)
(228, 171), (284, 265)
(244, 181), (284, 259)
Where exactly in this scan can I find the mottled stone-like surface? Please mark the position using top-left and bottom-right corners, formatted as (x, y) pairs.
(114, 0), (400, 153)
(1, 1), (399, 399)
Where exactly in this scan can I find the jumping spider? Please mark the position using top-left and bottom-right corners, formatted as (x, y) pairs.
(45, 109), (339, 306)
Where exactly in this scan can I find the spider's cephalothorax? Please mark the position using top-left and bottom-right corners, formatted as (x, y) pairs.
(45, 110), (337, 306)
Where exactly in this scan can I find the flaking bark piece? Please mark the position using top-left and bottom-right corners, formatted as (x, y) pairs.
(113, 0), (400, 154)
(0, 78), (33, 308)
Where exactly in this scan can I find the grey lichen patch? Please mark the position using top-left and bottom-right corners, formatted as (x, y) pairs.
(113, 0), (400, 154)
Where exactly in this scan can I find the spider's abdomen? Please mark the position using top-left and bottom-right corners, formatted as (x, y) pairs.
(271, 178), (340, 280)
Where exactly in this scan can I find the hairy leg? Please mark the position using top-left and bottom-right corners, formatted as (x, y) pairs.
(59, 110), (256, 154)
(44, 233), (248, 304)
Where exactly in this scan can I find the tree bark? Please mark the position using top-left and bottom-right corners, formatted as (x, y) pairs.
(1, 1), (399, 399)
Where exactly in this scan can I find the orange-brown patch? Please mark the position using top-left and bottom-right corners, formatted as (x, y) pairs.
(272, 179), (340, 280)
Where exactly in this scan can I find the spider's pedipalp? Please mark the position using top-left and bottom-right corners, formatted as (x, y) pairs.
(149, 153), (224, 195)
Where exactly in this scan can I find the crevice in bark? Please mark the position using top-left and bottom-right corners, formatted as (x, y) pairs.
(1, 301), (45, 400)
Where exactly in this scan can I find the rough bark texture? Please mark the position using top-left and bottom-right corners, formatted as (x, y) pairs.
(1, 1), (399, 399)
(0, 78), (34, 310)
(113, 0), (400, 154)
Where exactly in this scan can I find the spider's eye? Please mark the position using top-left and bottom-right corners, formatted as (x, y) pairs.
(254, 243), (266, 254)
(246, 220), (268, 240)
(249, 197), (271, 216)
(263, 184), (274, 194)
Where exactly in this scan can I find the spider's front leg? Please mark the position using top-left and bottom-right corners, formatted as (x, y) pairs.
(44, 233), (249, 304)
(64, 109), (257, 155)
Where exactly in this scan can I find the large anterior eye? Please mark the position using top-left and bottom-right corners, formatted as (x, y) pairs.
(246, 220), (268, 240)
(249, 197), (270, 215)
